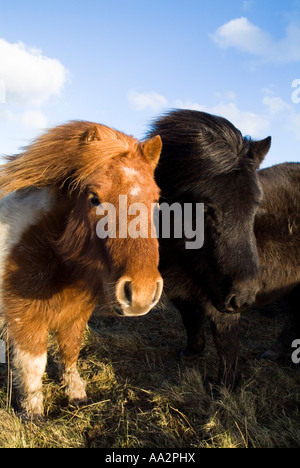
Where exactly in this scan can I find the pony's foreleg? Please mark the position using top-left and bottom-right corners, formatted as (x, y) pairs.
(13, 344), (47, 418)
(55, 313), (91, 405)
(61, 361), (87, 405)
(5, 304), (48, 418)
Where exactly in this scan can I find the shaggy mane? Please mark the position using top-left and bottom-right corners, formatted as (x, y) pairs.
(0, 120), (139, 197)
(149, 110), (252, 182)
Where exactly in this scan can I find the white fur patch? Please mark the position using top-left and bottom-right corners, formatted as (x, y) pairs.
(14, 348), (47, 390)
(130, 185), (142, 197)
(122, 167), (139, 179)
(13, 348), (47, 416)
(62, 362), (87, 403)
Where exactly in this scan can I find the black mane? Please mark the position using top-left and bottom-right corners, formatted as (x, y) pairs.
(149, 109), (252, 196)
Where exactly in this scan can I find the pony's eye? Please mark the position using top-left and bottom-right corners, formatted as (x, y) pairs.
(89, 193), (100, 207)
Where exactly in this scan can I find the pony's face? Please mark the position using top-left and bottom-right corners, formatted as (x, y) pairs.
(199, 137), (273, 314)
(173, 139), (271, 315)
(63, 135), (163, 317)
(200, 152), (264, 313)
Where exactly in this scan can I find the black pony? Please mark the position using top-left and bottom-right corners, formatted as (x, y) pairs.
(149, 109), (281, 386)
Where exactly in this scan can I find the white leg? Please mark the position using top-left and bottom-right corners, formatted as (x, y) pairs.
(62, 362), (87, 405)
(13, 348), (47, 418)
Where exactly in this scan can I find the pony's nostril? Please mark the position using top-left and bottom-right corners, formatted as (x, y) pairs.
(226, 294), (240, 312)
(124, 281), (132, 306)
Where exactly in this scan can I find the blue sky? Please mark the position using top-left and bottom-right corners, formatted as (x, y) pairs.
(0, 0), (300, 167)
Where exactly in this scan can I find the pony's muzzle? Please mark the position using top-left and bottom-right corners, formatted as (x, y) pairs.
(116, 276), (163, 316)
(224, 290), (258, 314)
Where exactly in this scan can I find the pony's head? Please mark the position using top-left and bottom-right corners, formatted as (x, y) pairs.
(0, 121), (163, 317)
(151, 110), (271, 314)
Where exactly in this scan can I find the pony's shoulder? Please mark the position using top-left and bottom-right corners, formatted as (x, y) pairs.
(0, 187), (54, 257)
(0, 187), (54, 217)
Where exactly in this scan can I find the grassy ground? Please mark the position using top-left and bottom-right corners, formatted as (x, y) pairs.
(0, 300), (300, 448)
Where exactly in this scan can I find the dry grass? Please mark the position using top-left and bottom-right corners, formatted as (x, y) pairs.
(0, 301), (300, 448)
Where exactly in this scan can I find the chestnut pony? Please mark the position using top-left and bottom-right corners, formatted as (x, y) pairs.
(0, 121), (163, 418)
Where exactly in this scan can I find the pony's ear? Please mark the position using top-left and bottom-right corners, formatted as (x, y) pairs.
(141, 135), (162, 169)
(250, 136), (271, 169)
(82, 126), (101, 143)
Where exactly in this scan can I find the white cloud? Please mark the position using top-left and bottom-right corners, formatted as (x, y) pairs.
(211, 17), (300, 64)
(173, 99), (204, 111)
(128, 90), (168, 111)
(261, 91), (300, 142)
(0, 38), (69, 107)
(128, 87), (300, 142)
(0, 108), (47, 131)
(0, 38), (69, 136)
(17, 110), (48, 129)
(212, 17), (271, 56)
(175, 97), (270, 138)
(214, 102), (270, 137)
(288, 112), (300, 140)
(205, 102), (270, 137)
(178, 93), (300, 142)
(0, 79), (5, 104)
(128, 89), (271, 138)
(262, 95), (291, 116)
